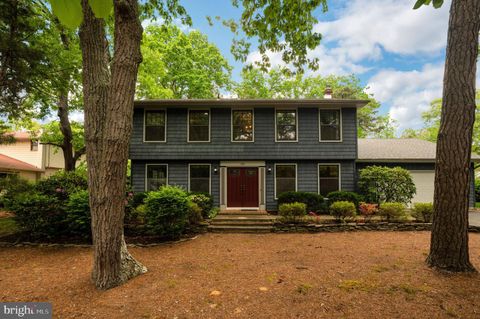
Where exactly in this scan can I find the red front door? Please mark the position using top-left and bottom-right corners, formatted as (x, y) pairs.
(227, 167), (259, 208)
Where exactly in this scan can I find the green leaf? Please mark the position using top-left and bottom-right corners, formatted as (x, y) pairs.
(88, 0), (113, 19)
(49, 0), (83, 29)
(413, 0), (426, 9)
(432, 0), (444, 8)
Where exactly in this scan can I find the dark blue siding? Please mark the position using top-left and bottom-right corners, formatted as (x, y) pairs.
(130, 107), (357, 160)
(131, 160), (220, 207)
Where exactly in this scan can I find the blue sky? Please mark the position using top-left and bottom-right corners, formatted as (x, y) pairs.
(175, 0), (453, 134)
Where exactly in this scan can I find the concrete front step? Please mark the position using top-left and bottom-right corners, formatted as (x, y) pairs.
(207, 225), (273, 233)
(214, 215), (277, 221)
(219, 210), (268, 215)
(210, 220), (274, 226)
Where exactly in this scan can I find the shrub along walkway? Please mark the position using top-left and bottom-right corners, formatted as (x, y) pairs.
(2, 232), (480, 319)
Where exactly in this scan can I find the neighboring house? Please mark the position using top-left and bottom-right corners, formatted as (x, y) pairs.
(357, 138), (479, 206)
(129, 99), (478, 211)
(0, 132), (69, 181)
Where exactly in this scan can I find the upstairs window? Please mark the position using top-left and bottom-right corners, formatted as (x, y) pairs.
(275, 164), (297, 198)
(188, 110), (210, 142)
(319, 109), (341, 141)
(232, 110), (254, 142)
(146, 164), (167, 191)
(189, 164), (211, 193)
(318, 164), (340, 196)
(276, 110), (297, 141)
(30, 140), (38, 151)
(144, 110), (166, 142)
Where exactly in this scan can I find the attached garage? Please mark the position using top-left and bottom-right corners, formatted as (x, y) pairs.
(357, 138), (479, 207)
(409, 170), (435, 203)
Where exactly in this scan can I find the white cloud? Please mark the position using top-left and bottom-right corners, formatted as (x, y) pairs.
(315, 0), (450, 62)
(246, 45), (369, 76)
(366, 63), (444, 132)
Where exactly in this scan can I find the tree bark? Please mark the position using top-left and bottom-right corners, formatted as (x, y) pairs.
(79, 0), (146, 290)
(427, 0), (480, 272)
(57, 93), (75, 171)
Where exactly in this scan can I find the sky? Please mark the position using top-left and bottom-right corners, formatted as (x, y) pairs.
(176, 0), (454, 134)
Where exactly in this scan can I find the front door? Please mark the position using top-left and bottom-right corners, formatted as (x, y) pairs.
(227, 167), (259, 208)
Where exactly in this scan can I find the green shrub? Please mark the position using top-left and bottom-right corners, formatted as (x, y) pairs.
(11, 192), (65, 238)
(36, 170), (88, 200)
(208, 207), (220, 219)
(187, 201), (203, 225)
(379, 202), (407, 222)
(0, 175), (35, 207)
(131, 192), (148, 208)
(412, 202), (433, 223)
(278, 202), (307, 223)
(358, 166), (416, 204)
(277, 191), (325, 213)
(144, 185), (189, 239)
(326, 191), (364, 209)
(329, 201), (356, 222)
(65, 190), (91, 238)
(188, 193), (213, 219)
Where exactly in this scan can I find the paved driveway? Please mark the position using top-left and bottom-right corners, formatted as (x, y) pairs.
(470, 212), (480, 226)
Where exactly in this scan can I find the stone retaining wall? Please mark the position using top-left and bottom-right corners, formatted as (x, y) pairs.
(274, 222), (480, 233)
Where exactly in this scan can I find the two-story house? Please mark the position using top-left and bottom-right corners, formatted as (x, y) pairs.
(130, 98), (369, 211)
(0, 132), (75, 181)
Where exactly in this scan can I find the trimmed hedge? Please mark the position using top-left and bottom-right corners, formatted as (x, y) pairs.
(277, 191), (325, 213)
(326, 191), (364, 209)
(379, 202), (407, 222)
(279, 202), (307, 223)
(329, 201), (356, 222)
(411, 202), (433, 223)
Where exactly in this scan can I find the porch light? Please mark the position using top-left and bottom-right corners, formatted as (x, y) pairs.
(213, 168), (218, 174)
(267, 167), (272, 173)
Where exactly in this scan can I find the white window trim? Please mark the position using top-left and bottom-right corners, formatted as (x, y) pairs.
(231, 108), (255, 143)
(187, 108), (211, 143)
(318, 163), (341, 196)
(145, 164), (168, 191)
(274, 108), (298, 142)
(188, 163), (211, 194)
(143, 109), (167, 143)
(274, 163), (297, 199)
(319, 108), (343, 142)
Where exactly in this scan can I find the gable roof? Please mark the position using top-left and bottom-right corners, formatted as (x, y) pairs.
(134, 98), (370, 108)
(358, 138), (480, 162)
(0, 154), (43, 172)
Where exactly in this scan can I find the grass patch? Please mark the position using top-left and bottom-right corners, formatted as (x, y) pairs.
(0, 217), (18, 237)
(475, 202), (480, 208)
(338, 279), (374, 292)
(296, 283), (313, 295)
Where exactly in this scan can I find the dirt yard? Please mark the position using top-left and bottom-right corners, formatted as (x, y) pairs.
(2, 232), (480, 319)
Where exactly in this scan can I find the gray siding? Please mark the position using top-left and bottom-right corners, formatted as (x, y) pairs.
(132, 160), (355, 210)
(265, 160), (355, 210)
(131, 160), (220, 206)
(356, 162), (475, 207)
(130, 107), (357, 160)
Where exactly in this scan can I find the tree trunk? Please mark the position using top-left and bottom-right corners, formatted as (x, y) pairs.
(57, 93), (75, 171)
(427, 0), (480, 272)
(79, 0), (146, 290)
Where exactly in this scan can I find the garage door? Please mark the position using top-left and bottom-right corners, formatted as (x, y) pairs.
(410, 170), (435, 204)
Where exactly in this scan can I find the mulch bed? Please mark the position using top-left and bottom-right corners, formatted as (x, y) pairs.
(1, 232), (480, 318)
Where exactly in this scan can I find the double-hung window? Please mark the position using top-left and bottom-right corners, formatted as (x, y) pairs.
(145, 164), (168, 191)
(144, 110), (166, 142)
(189, 164), (211, 193)
(275, 164), (297, 198)
(319, 109), (341, 141)
(232, 110), (254, 142)
(318, 164), (340, 196)
(276, 110), (297, 141)
(188, 110), (210, 142)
